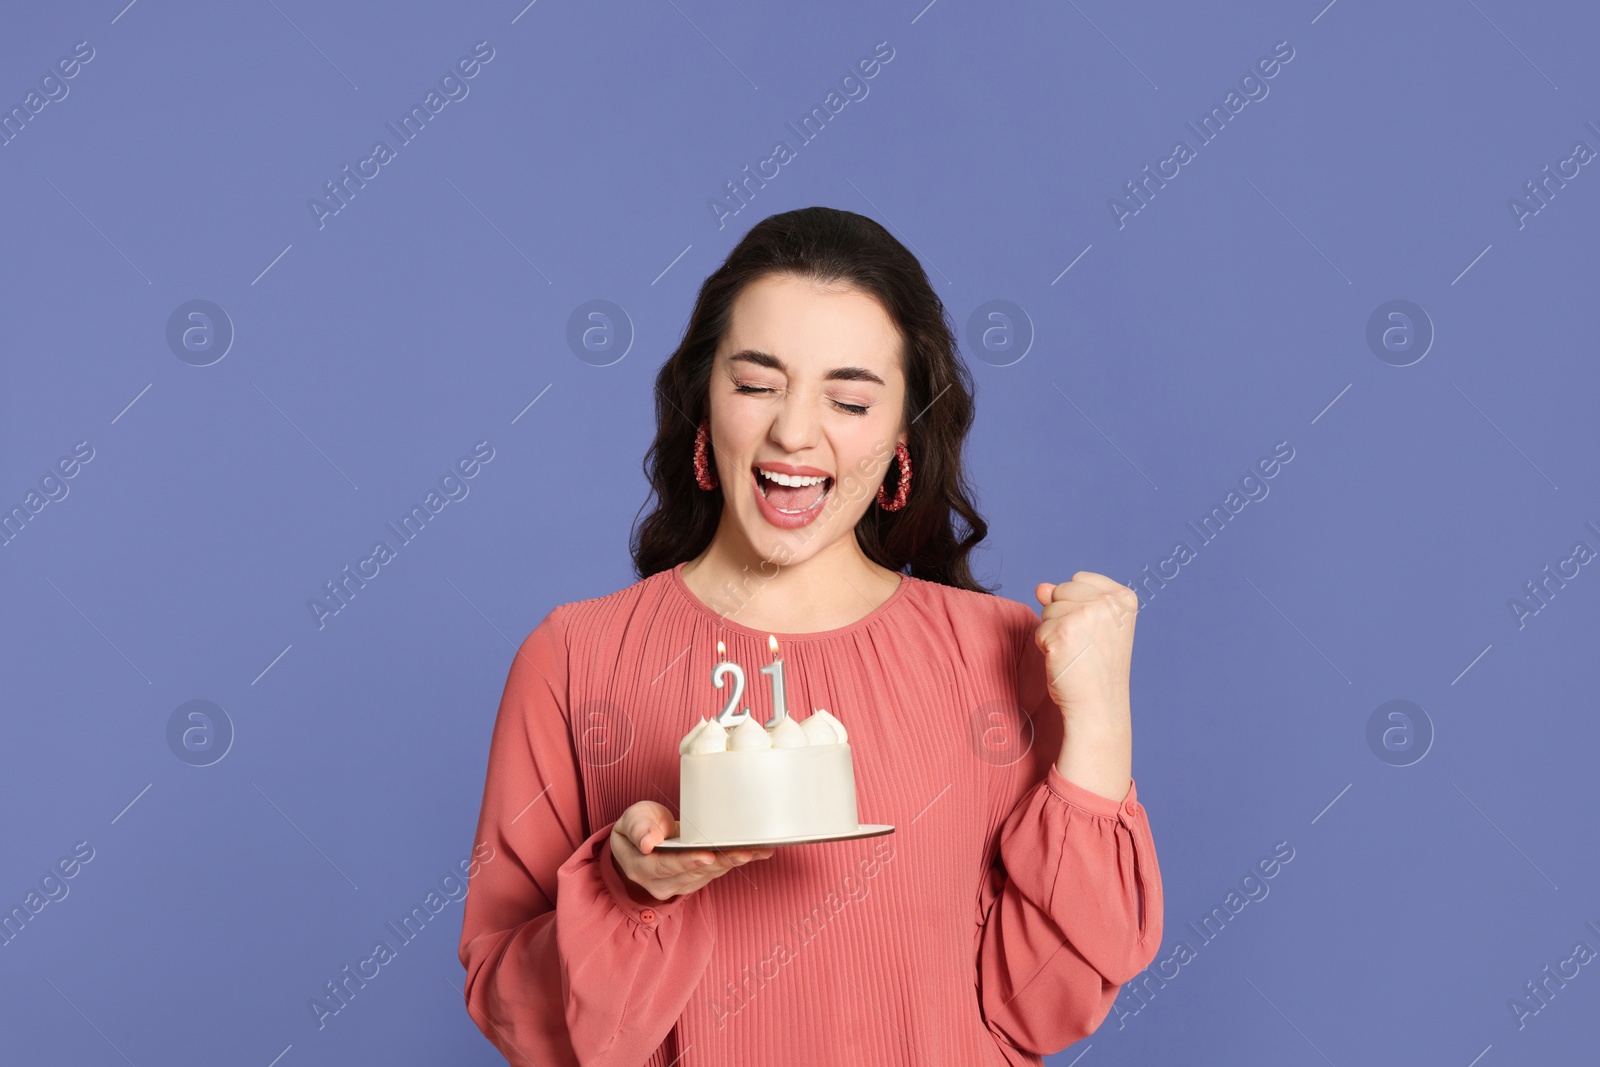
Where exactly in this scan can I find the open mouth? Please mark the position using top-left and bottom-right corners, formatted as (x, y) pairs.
(753, 466), (834, 515)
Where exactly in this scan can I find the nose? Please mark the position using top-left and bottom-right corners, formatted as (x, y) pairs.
(768, 389), (822, 455)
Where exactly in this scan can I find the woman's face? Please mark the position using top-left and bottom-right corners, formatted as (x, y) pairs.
(707, 272), (907, 566)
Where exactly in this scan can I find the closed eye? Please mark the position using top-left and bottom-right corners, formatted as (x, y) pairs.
(734, 383), (870, 417)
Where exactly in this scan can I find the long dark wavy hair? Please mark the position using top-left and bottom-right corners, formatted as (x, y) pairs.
(629, 206), (993, 593)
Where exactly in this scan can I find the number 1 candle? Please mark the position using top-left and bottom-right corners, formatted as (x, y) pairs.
(759, 634), (788, 727)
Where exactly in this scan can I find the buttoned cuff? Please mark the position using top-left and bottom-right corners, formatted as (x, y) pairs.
(597, 828), (692, 927)
(1046, 766), (1141, 820)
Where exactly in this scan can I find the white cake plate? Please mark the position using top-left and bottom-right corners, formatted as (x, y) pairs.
(651, 823), (895, 851)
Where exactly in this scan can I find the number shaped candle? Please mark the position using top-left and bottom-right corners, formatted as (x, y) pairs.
(759, 634), (789, 728)
(712, 640), (750, 726)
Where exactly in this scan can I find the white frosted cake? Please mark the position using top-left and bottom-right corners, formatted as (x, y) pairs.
(676, 709), (859, 844)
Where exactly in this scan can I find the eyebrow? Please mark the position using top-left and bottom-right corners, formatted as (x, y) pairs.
(727, 348), (887, 386)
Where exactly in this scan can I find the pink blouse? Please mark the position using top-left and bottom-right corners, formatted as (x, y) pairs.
(458, 562), (1163, 1065)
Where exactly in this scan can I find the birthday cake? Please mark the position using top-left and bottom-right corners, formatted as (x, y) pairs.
(675, 709), (860, 845)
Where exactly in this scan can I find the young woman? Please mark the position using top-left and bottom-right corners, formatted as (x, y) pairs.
(458, 207), (1163, 1066)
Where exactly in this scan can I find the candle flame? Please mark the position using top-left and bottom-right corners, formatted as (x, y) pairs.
(717, 640), (726, 658)
(769, 634), (779, 656)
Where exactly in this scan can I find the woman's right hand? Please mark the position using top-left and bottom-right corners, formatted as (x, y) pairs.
(609, 801), (775, 902)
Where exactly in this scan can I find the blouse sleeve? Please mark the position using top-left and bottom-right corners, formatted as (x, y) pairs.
(973, 618), (1165, 1055)
(457, 606), (717, 1067)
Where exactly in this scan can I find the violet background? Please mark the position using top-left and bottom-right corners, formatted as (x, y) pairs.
(2, 1), (1597, 1064)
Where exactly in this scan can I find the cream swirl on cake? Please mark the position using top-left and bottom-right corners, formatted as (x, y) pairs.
(677, 708), (846, 752)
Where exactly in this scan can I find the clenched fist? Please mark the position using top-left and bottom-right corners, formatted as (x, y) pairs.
(1033, 572), (1137, 803)
(1033, 571), (1138, 721)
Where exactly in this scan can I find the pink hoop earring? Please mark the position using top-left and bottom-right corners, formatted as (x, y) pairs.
(877, 441), (911, 511)
(694, 418), (718, 491)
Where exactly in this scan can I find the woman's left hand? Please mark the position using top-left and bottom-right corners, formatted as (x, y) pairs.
(1033, 571), (1138, 728)
(1035, 572), (1139, 802)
